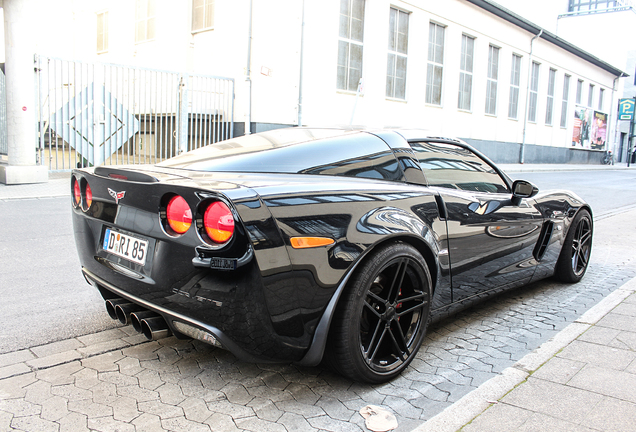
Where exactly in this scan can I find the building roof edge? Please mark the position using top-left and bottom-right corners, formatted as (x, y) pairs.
(465, 0), (629, 78)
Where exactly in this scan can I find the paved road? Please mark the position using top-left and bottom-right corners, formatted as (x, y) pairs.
(1, 170), (636, 431)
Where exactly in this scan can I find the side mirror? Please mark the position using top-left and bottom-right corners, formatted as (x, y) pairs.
(511, 180), (538, 205)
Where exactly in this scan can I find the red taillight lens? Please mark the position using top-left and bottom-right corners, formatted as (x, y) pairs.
(84, 183), (93, 210)
(166, 195), (192, 234)
(204, 202), (235, 243)
(72, 178), (81, 207)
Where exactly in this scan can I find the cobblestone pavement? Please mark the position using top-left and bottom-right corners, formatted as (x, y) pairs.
(1, 209), (635, 432)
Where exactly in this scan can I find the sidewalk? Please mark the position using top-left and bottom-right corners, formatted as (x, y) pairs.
(417, 276), (636, 432)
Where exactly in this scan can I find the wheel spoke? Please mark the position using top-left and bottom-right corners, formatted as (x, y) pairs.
(363, 300), (382, 318)
(368, 290), (386, 305)
(368, 327), (388, 363)
(397, 292), (425, 304)
(397, 302), (426, 317)
(387, 325), (408, 361)
(387, 258), (408, 303)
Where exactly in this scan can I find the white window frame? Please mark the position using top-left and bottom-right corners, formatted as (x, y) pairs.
(545, 68), (556, 125)
(576, 79), (583, 105)
(96, 11), (109, 54)
(337, 0), (365, 92)
(485, 45), (499, 116)
(560, 74), (571, 128)
(458, 34), (475, 111)
(426, 22), (445, 106)
(588, 83), (595, 107)
(508, 54), (522, 119)
(192, 0), (215, 33)
(135, 0), (156, 44)
(386, 7), (409, 100)
(598, 88), (605, 111)
(528, 61), (540, 123)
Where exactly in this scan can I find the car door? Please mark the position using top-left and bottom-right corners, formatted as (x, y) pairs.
(409, 140), (544, 304)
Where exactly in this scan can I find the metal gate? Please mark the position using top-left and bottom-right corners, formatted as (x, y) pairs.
(36, 55), (234, 171)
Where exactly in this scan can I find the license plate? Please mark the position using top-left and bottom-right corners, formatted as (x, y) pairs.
(103, 228), (149, 266)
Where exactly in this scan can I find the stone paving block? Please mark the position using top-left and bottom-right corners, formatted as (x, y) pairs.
(67, 399), (113, 418)
(40, 395), (69, 422)
(557, 340), (636, 371)
(0, 350), (35, 368)
(220, 382), (254, 405)
(131, 412), (165, 432)
(77, 338), (130, 357)
(409, 381), (450, 402)
(0, 363), (31, 380)
(0, 410), (12, 431)
(246, 384), (293, 404)
(30, 339), (84, 359)
(315, 396), (355, 422)
(50, 383), (92, 402)
(157, 382), (186, 405)
(116, 356), (143, 376)
(0, 398), (41, 417)
(596, 312), (636, 333)
(98, 370), (139, 387)
(347, 383), (386, 406)
(609, 331), (636, 351)
(72, 367), (100, 390)
(87, 416), (136, 432)
(247, 396), (284, 422)
(502, 377), (604, 423)
(81, 351), (123, 372)
(276, 411), (320, 431)
(122, 333), (150, 345)
(0, 373), (36, 399)
(135, 369), (164, 391)
(9, 415), (58, 432)
(307, 414), (365, 432)
(58, 411), (90, 432)
(121, 341), (161, 361)
(116, 384), (159, 403)
(532, 356), (586, 384)
(76, 328), (129, 346)
(161, 416), (213, 432)
(26, 350), (82, 370)
(23, 380), (53, 405)
(612, 301), (636, 317)
(235, 415), (288, 432)
(204, 412), (241, 432)
(137, 399), (185, 419)
(383, 395), (422, 420)
(578, 325), (621, 345)
(206, 399), (255, 419)
(274, 399), (324, 418)
(568, 364), (636, 403)
(461, 403), (533, 432)
(103, 395), (142, 422)
(581, 395), (636, 432)
(179, 397), (214, 423)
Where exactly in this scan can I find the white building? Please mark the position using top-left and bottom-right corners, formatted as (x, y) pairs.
(0, 0), (628, 183)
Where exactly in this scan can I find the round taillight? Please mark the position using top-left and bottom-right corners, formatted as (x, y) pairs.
(204, 202), (235, 243)
(84, 183), (93, 210)
(72, 178), (81, 207)
(166, 195), (192, 234)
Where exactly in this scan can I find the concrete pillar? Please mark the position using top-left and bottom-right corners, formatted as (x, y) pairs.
(0, 0), (48, 184)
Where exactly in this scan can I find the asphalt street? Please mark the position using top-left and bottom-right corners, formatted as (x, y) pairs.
(0, 168), (636, 431)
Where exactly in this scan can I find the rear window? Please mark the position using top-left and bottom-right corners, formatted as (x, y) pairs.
(160, 130), (403, 181)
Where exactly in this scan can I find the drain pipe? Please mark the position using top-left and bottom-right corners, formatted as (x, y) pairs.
(297, 0), (306, 127)
(520, 29), (543, 164)
(245, 0), (253, 135)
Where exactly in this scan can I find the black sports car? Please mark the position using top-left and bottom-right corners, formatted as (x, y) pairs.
(71, 128), (592, 383)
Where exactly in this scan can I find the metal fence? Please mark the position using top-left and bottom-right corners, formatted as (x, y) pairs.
(36, 55), (234, 171)
(0, 68), (8, 156)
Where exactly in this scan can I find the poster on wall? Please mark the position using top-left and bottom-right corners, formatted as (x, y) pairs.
(591, 111), (607, 150)
(572, 106), (592, 149)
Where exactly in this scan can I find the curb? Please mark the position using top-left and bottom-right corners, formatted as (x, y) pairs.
(414, 276), (636, 432)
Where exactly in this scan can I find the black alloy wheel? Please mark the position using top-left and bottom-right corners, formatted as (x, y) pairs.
(326, 242), (432, 383)
(555, 209), (593, 283)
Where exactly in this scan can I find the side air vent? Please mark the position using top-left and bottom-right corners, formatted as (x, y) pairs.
(533, 221), (554, 261)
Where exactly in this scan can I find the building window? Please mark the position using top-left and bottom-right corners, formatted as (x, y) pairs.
(528, 62), (540, 123)
(576, 79), (583, 104)
(545, 68), (556, 125)
(386, 7), (409, 99)
(192, 0), (214, 32)
(97, 11), (108, 53)
(135, 0), (156, 43)
(588, 84), (595, 107)
(458, 34), (475, 111)
(598, 88), (605, 111)
(485, 45), (499, 115)
(426, 22), (445, 105)
(561, 74), (571, 128)
(568, 0), (620, 12)
(508, 54), (522, 119)
(337, 0), (365, 92)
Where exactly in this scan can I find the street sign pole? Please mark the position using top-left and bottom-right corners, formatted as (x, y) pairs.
(630, 97), (635, 168)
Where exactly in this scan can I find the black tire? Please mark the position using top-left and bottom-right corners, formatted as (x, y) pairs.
(325, 242), (432, 383)
(555, 209), (593, 283)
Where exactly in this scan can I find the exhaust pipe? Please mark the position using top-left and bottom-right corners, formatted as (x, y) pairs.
(130, 310), (159, 333)
(115, 303), (145, 325)
(140, 316), (171, 340)
(105, 298), (128, 320)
